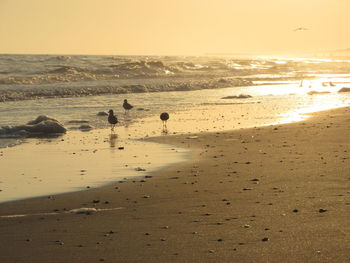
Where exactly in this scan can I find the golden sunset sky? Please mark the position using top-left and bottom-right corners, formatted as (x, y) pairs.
(0, 0), (349, 56)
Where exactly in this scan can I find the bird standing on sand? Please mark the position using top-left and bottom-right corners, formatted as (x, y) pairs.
(108, 109), (118, 131)
(160, 112), (169, 129)
(123, 99), (133, 114)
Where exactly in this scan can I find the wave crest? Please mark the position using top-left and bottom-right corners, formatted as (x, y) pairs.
(0, 78), (252, 102)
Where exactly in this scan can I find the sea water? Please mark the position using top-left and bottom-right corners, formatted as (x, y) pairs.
(1, 54), (350, 202)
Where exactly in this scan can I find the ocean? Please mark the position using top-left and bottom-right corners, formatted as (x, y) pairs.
(1, 54), (350, 202)
(1, 54), (350, 145)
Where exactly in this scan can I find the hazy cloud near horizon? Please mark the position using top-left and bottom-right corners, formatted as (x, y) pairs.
(0, 0), (349, 56)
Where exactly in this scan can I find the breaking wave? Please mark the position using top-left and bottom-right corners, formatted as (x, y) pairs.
(0, 78), (252, 101)
(1, 54), (350, 101)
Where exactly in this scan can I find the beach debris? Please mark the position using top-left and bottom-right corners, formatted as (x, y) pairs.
(143, 195), (151, 198)
(338, 87), (350, 93)
(55, 240), (64, 245)
(261, 237), (270, 242)
(307, 91), (331, 95)
(135, 167), (146, 171)
(292, 209), (299, 213)
(221, 94), (252, 99)
(0, 115), (66, 137)
(186, 136), (199, 139)
(92, 200), (100, 204)
(319, 209), (328, 213)
(69, 208), (98, 215)
(27, 115), (57, 125)
(67, 120), (89, 124)
(118, 146), (124, 150)
(78, 124), (93, 131)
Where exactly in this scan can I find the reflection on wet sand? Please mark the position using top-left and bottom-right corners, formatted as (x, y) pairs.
(109, 133), (118, 148)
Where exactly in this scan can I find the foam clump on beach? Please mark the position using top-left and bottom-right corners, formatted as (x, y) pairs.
(0, 115), (66, 137)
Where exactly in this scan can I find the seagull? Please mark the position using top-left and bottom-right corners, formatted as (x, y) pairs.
(108, 109), (118, 131)
(123, 99), (133, 114)
(294, 27), (309, 32)
(160, 112), (169, 129)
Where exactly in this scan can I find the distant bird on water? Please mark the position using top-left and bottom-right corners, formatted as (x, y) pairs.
(160, 112), (169, 129)
(123, 99), (133, 113)
(108, 109), (118, 131)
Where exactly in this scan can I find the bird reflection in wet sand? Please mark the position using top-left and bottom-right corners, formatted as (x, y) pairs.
(160, 112), (169, 134)
(109, 133), (118, 148)
(123, 118), (131, 128)
(108, 109), (118, 132)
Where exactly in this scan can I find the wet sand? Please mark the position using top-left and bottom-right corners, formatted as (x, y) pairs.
(0, 129), (188, 203)
(0, 107), (350, 262)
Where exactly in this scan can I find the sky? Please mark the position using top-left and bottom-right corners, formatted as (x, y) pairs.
(0, 0), (349, 56)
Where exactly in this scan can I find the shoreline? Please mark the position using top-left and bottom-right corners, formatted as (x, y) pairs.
(0, 107), (350, 262)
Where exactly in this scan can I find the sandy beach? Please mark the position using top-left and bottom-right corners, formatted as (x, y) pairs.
(0, 107), (350, 263)
(2, 1), (350, 262)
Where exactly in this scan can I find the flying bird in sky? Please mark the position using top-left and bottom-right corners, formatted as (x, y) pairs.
(293, 27), (309, 32)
